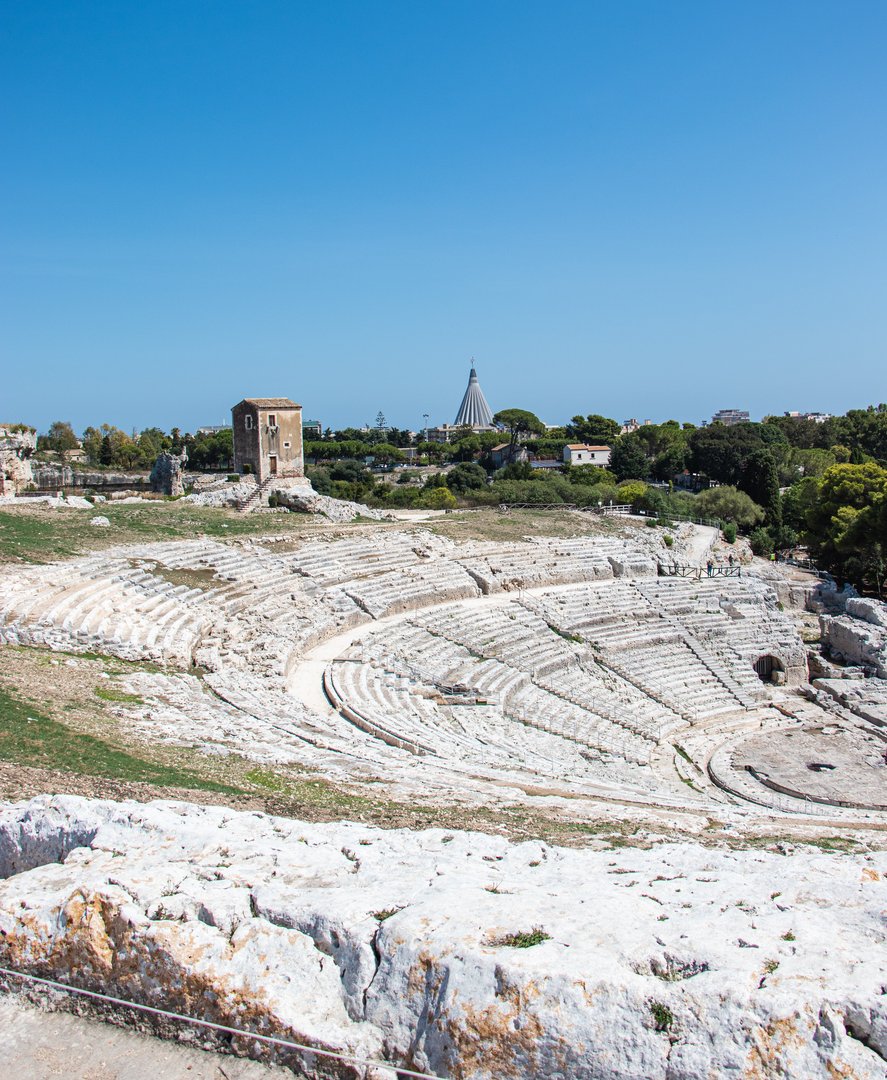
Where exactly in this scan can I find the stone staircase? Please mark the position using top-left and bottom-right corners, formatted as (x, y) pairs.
(235, 477), (274, 513)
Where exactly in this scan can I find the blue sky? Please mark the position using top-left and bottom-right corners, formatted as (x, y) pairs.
(2, 2), (886, 434)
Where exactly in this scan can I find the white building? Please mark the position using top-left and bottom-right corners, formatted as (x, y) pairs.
(563, 444), (612, 467)
(711, 409), (750, 426)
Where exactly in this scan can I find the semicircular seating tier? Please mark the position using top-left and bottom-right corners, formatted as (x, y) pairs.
(0, 528), (814, 806)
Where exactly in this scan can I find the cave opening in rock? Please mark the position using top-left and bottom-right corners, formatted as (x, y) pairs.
(754, 654), (785, 684)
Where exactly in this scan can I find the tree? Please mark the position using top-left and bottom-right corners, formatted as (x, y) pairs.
(41, 421), (79, 458)
(492, 409), (546, 461)
(738, 448), (781, 527)
(568, 465), (617, 487)
(609, 435), (649, 481)
(806, 463), (887, 590)
(688, 423), (762, 484)
(451, 435), (481, 462)
(694, 486), (765, 529)
(565, 414), (620, 446)
(446, 462), (488, 493)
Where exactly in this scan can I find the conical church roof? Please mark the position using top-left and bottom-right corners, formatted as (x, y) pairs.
(454, 365), (494, 427)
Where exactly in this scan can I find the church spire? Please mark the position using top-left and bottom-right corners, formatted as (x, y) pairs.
(454, 363), (494, 427)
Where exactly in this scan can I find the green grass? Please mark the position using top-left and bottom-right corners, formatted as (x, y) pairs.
(0, 504), (321, 565)
(0, 685), (241, 793)
(495, 927), (551, 948)
(244, 767), (394, 812)
(94, 686), (145, 705)
(674, 744), (693, 765)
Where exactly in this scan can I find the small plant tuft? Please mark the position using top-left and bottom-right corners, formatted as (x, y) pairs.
(781, 931), (795, 941)
(763, 958), (779, 975)
(372, 907), (402, 922)
(649, 1001), (674, 1031)
(495, 927), (551, 948)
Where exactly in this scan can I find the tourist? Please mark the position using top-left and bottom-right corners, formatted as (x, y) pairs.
(706, 559), (713, 577)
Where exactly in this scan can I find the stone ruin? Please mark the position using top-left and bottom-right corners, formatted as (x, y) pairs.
(149, 448), (188, 496)
(0, 425), (36, 496)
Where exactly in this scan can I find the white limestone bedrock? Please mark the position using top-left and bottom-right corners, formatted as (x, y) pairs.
(1, 797), (886, 1079)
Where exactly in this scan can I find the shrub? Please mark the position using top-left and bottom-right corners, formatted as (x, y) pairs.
(695, 486), (764, 529)
(722, 522), (737, 544)
(663, 534), (674, 547)
(226, 474), (240, 483)
(646, 518), (659, 528)
(419, 487), (457, 510)
(749, 527), (775, 557)
(616, 480), (649, 508)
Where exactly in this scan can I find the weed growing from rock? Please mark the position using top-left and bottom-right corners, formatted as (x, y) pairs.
(649, 1001), (674, 1031)
(495, 927), (551, 948)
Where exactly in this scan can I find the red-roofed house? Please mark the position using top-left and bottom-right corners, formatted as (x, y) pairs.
(563, 444), (612, 467)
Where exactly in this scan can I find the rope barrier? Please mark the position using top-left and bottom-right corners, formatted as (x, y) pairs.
(0, 964), (445, 1080)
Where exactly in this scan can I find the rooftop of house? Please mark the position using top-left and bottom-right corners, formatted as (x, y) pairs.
(236, 398), (301, 410)
(566, 443), (611, 451)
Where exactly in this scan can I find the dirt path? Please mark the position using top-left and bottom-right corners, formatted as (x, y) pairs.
(684, 524), (719, 566)
(0, 996), (289, 1079)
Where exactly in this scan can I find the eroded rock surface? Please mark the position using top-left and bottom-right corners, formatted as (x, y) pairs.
(1, 796), (885, 1079)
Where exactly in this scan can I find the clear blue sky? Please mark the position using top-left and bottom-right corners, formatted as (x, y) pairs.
(2, 1), (886, 434)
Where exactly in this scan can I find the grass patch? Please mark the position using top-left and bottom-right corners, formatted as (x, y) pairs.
(94, 686), (145, 705)
(674, 744), (693, 765)
(244, 767), (394, 812)
(546, 623), (583, 644)
(494, 927), (551, 948)
(0, 504), (327, 565)
(0, 685), (241, 794)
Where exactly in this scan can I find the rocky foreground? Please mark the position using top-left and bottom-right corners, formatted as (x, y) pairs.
(0, 797), (885, 1079)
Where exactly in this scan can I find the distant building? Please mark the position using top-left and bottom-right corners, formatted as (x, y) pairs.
(620, 418), (652, 434)
(563, 444), (612, 467)
(428, 364), (498, 442)
(231, 398), (303, 482)
(454, 364), (494, 429)
(196, 425), (232, 436)
(784, 411), (832, 424)
(302, 419), (322, 438)
(711, 409), (750, 426)
(489, 443), (528, 469)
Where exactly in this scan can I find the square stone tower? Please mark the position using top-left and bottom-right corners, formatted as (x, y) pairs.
(231, 398), (303, 482)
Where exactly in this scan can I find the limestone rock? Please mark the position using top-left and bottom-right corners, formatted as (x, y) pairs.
(821, 609), (887, 678)
(1, 796), (886, 1079)
(149, 450), (188, 496)
(0, 426), (35, 495)
(275, 487), (391, 522)
(89, 515), (111, 527)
